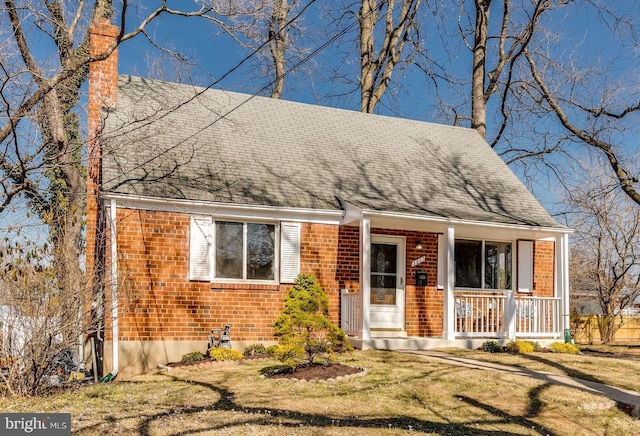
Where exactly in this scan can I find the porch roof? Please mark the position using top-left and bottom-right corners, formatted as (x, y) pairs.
(102, 75), (565, 231)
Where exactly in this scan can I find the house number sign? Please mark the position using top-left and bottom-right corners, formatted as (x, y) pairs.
(411, 256), (426, 267)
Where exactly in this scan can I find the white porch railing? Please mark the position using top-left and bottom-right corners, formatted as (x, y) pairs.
(515, 296), (561, 337)
(455, 292), (561, 339)
(339, 288), (561, 339)
(455, 294), (506, 337)
(341, 289), (361, 336)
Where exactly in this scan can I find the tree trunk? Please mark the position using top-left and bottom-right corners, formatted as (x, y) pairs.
(471, 0), (491, 138)
(269, 0), (289, 99)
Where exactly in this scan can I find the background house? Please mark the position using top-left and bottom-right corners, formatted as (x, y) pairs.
(87, 22), (571, 378)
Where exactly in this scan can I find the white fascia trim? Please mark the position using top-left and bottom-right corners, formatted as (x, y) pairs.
(101, 193), (344, 224)
(358, 207), (573, 234)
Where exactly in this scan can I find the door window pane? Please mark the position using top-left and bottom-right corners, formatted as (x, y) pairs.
(216, 222), (243, 279)
(371, 243), (397, 305)
(247, 223), (275, 280)
(371, 275), (397, 304)
(372, 244), (397, 273)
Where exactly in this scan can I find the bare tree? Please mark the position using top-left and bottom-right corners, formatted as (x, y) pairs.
(466, 0), (552, 140)
(525, 45), (640, 207)
(566, 158), (640, 344)
(208, 0), (311, 98)
(359, 0), (422, 113)
(434, 0), (640, 205)
(0, 0), (235, 394)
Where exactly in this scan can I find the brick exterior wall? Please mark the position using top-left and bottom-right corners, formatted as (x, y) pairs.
(106, 208), (451, 342)
(108, 210), (351, 342)
(106, 208), (557, 344)
(533, 240), (555, 296)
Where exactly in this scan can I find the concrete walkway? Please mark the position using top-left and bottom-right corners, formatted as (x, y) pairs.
(398, 350), (640, 416)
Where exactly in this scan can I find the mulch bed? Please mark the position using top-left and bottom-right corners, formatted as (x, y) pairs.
(164, 358), (363, 381)
(265, 363), (363, 381)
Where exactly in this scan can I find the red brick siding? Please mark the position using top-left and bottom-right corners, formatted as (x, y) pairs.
(106, 207), (555, 342)
(109, 212), (354, 342)
(533, 240), (555, 297)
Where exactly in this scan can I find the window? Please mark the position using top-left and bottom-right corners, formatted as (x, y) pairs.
(454, 239), (512, 290)
(215, 222), (275, 280)
(190, 217), (300, 283)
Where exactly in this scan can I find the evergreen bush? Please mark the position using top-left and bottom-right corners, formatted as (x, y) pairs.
(273, 274), (352, 365)
(243, 343), (268, 357)
(478, 341), (503, 353)
(181, 351), (205, 364)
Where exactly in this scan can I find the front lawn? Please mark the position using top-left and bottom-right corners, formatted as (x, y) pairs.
(1, 349), (638, 435)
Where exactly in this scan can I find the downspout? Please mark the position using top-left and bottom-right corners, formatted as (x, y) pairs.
(561, 233), (571, 343)
(109, 198), (119, 377)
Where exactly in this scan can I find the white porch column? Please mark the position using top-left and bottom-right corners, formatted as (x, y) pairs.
(360, 217), (371, 341)
(505, 290), (516, 340)
(556, 233), (571, 341)
(442, 227), (456, 340)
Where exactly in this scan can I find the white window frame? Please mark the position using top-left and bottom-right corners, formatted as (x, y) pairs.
(212, 220), (279, 283)
(454, 238), (514, 292)
(190, 217), (301, 285)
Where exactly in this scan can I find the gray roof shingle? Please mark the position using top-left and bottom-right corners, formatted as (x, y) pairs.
(102, 75), (562, 228)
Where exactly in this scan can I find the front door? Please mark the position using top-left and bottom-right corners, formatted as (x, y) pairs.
(370, 236), (405, 331)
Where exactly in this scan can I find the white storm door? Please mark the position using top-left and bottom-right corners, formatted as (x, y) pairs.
(370, 236), (405, 330)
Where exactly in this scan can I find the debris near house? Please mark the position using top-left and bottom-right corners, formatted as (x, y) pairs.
(44, 348), (92, 386)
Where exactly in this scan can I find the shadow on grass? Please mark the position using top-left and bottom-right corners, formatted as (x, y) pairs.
(129, 374), (558, 436)
(520, 353), (605, 385)
(71, 349), (640, 435)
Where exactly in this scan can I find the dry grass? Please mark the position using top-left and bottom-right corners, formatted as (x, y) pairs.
(441, 343), (640, 392)
(1, 349), (639, 435)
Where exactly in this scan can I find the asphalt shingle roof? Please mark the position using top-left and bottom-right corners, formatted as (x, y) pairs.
(102, 75), (562, 228)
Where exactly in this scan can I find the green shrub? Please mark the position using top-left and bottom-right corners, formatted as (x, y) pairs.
(550, 342), (580, 354)
(274, 274), (353, 365)
(266, 345), (279, 357)
(208, 348), (243, 361)
(180, 351), (205, 364)
(243, 343), (268, 357)
(526, 341), (542, 352)
(478, 341), (503, 353)
(505, 340), (534, 354)
(267, 343), (306, 367)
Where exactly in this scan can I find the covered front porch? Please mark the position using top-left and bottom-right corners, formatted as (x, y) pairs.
(338, 200), (571, 348)
(342, 289), (563, 348)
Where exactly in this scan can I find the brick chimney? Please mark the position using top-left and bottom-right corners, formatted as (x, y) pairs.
(86, 20), (118, 301)
(88, 21), (118, 138)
